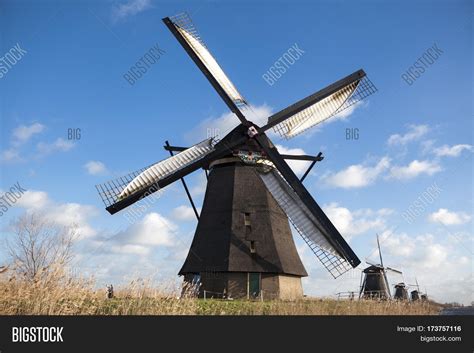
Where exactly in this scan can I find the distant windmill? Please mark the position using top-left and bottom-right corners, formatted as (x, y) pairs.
(96, 12), (376, 299)
(410, 286), (420, 301)
(408, 278), (428, 301)
(393, 282), (409, 300)
(359, 234), (402, 299)
(421, 287), (429, 301)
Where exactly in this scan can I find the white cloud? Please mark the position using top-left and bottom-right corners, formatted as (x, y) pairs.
(423, 243), (448, 269)
(323, 203), (389, 239)
(171, 205), (199, 221)
(428, 208), (471, 226)
(12, 123), (45, 146)
(381, 232), (449, 270)
(389, 159), (441, 180)
(112, 0), (152, 22)
(15, 190), (50, 209)
(0, 123), (76, 162)
(387, 124), (429, 146)
(378, 230), (416, 257)
(110, 213), (176, 254)
(84, 161), (108, 175)
(243, 104), (273, 127)
(275, 144), (311, 176)
(321, 157), (390, 189)
(37, 138), (75, 156)
(111, 244), (149, 255)
(1, 148), (22, 162)
(376, 208), (395, 217)
(44, 203), (98, 238)
(420, 139), (436, 155)
(352, 208), (394, 217)
(129, 213), (175, 246)
(433, 144), (473, 157)
(185, 104), (272, 143)
(14, 189), (98, 238)
(1, 122), (45, 162)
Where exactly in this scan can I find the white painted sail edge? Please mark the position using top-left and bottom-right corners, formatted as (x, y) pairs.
(118, 139), (214, 200)
(176, 25), (246, 106)
(276, 81), (359, 138)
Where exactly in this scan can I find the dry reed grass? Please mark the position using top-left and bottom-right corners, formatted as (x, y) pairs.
(0, 268), (442, 315)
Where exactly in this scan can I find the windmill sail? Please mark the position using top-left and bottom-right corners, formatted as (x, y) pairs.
(119, 139), (215, 199)
(386, 266), (403, 274)
(275, 81), (359, 138)
(163, 13), (249, 123)
(258, 167), (353, 278)
(253, 133), (360, 277)
(263, 70), (377, 139)
(377, 233), (384, 267)
(96, 139), (215, 211)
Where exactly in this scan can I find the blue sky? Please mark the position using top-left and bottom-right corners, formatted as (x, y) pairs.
(0, 0), (472, 304)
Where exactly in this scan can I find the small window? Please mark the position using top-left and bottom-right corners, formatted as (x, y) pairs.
(244, 212), (251, 226)
(250, 241), (256, 254)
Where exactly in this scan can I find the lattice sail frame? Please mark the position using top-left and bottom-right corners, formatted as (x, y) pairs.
(96, 139), (216, 208)
(257, 166), (353, 278)
(272, 76), (377, 139)
(169, 13), (248, 110)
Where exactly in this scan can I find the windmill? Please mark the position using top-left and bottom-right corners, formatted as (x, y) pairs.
(408, 278), (421, 301)
(359, 234), (402, 299)
(421, 288), (429, 301)
(96, 13), (377, 299)
(393, 282), (409, 300)
(407, 278), (428, 301)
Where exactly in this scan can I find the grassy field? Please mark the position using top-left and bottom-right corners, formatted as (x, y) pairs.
(0, 269), (443, 315)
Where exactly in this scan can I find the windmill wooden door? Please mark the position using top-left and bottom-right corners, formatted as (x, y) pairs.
(248, 273), (261, 298)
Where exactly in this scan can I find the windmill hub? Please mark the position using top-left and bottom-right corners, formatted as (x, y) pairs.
(247, 125), (259, 137)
